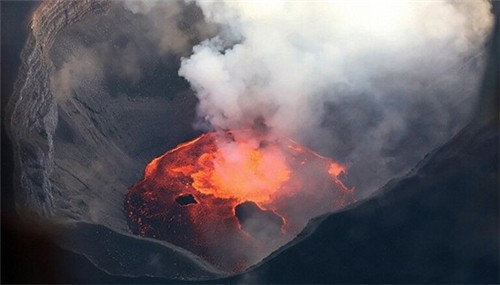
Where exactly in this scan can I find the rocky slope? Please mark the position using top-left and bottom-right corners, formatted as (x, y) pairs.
(6, 0), (221, 279)
(6, 0), (111, 222)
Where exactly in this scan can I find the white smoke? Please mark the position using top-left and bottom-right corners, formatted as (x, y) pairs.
(179, 0), (494, 196)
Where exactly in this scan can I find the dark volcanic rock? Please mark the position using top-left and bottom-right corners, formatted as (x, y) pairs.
(231, 5), (500, 283)
(237, 120), (498, 283)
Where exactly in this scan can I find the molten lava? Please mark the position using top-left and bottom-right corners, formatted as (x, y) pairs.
(192, 133), (290, 203)
(125, 130), (354, 272)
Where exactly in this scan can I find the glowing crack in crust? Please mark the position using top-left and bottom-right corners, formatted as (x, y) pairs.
(125, 130), (354, 272)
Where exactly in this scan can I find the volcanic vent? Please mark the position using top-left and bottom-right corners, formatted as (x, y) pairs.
(125, 129), (354, 271)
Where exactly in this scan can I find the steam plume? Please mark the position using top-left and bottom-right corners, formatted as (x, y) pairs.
(179, 1), (493, 195)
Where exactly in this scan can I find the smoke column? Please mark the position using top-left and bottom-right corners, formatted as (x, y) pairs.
(179, 1), (493, 196)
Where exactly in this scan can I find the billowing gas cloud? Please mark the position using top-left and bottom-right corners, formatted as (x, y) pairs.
(179, 1), (494, 196)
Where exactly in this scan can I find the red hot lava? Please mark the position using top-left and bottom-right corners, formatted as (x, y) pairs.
(125, 130), (354, 272)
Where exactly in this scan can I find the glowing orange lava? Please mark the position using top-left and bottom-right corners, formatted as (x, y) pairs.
(125, 130), (354, 272)
(192, 132), (290, 203)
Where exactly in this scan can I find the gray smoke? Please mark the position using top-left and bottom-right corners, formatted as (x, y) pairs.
(50, 0), (217, 101)
(179, 1), (494, 196)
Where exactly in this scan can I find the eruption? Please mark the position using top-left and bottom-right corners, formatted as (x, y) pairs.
(125, 129), (354, 271)
(122, 0), (493, 275)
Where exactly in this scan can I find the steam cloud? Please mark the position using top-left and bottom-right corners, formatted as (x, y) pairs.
(179, 1), (494, 196)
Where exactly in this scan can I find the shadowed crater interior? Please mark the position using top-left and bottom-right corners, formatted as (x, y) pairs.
(235, 201), (284, 239)
(176, 194), (198, 206)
